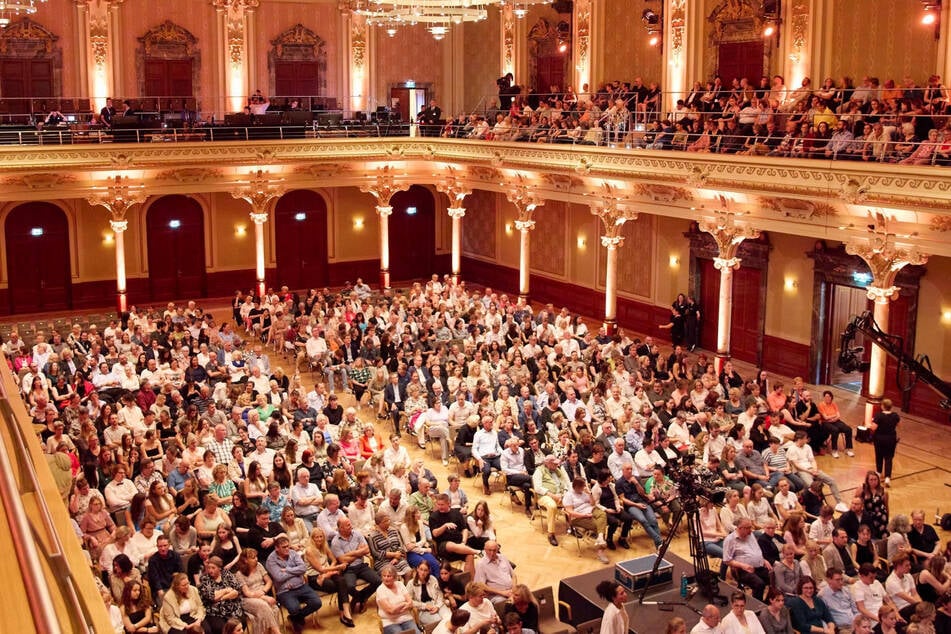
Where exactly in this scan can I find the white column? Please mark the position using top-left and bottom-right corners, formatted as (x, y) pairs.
(601, 235), (623, 336)
(448, 206), (465, 284)
(515, 219), (534, 300)
(250, 211), (268, 298)
(713, 256), (740, 374)
(377, 205), (393, 290)
(110, 219), (128, 312)
(864, 286), (894, 426)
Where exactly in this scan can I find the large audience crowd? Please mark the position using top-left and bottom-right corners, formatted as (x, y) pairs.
(439, 73), (951, 165)
(8, 273), (951, 634)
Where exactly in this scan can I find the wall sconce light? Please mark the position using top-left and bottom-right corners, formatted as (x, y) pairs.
(762, 0), (782, 44)
(942, 309), (951, 323)
(577, 236), (586, 249)
(642, 7), (662, 49)
(921, 1), (941, 37)
(784, 276), (799, 291)
(235, 224), (247, 237)
(353, 217), (365, 230)
(669, 255), (680, 268)
(103, 232), (114, 245)
(505, 223), (513, 234)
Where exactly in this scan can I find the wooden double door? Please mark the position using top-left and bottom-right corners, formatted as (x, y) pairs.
(5, 202), (71, 313)
(699, 258), (763, 365)
(146, 196), (206, 300)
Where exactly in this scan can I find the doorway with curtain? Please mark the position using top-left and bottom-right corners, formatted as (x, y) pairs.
(5, 202), (71, 314)
(145, 196), (206, 301)
(274, 190), (328, 291)
(717, 41), (765, 85)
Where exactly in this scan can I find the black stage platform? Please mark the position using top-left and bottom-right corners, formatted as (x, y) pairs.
(557, 553), (764, 633)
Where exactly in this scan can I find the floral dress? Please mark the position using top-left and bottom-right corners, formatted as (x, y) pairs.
(862, 490), (889, 539)
(198, 570), (245, 622)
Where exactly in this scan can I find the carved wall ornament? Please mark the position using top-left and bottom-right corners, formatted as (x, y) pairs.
(502, 4), (515, 73)
(760, 197), (837, 220)
(506, 174), (544, 220)
(296, 163), (348, 179)
(845, 211), (929, 294)
(929, 216), (951, 232)
(698, 200), (761, 262)
(668, 0), (687, 60)
(686, 166), (709, 188)
(351, 18), (366, 69)
(635, 183), (693, 203)
(2, 173), (75, 190)
(0, 17), (58, 55)
(469, 166), (500, 183)
(574, 0), (590, 71)
(360, 165), (407, 207)
(211, 0), (260, 10)
(89, 16), (109, 67)
(541, 172), (582, 192)
(838, 177), (870, 204)
(87, 175), (146, 221)
(269, 23), (327, 95)
(787, 0), (809, 64)
(437, 169), (472, 206)
(136, 21), (200, 100)
(227, 17), (244, 66)
(707, 0), (763, 45)
(231, 169), (286, 214)
(154, 167), (222, 183)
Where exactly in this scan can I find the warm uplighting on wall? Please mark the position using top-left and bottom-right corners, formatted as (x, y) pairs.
(235, 224), (247, 237)
(576, 235), (586, 249)
(353, 216), (365, 230)
(669, 254), (680, 268)
(784, 276), (799, 292)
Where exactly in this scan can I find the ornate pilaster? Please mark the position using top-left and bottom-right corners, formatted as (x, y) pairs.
(338, 2), (370, 114)
(75, 0), (126, 110)
(506, 177), (544, 302)
(846, 213), (929, 424)
(213, 0), (259, 114)
(572, 0), (591, 94)
(437, 170), (471, 285)
(231, 169), (285, 298)
(590, 183), (634, 336)
(501, 4), (515, 79)
(86, 175), (145, 312)
(360, 166), (408, 290)
(698, 199), (760, 371)
(662, 0), (688, 113)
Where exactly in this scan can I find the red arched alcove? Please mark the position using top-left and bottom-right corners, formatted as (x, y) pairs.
(274, 190), (328, 290)
(5, 202), (71, 314)
(146, 195), (206, 300)
(388, 185), (436, 282)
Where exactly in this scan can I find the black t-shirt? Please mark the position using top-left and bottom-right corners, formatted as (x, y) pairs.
(430, 508), (465, 544)
(246, 521), (283, 561)
(872, 411), (900, 437)
(908, 524), (939, 555)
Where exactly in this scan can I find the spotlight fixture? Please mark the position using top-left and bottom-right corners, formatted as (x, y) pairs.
(642, 8), (660, 26)
(763, 21), (777, 37)
(641, 3), (663, 51)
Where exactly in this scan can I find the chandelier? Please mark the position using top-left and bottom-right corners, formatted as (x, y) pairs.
(0, 0), (47, 27)
(348, 0), (552, 39)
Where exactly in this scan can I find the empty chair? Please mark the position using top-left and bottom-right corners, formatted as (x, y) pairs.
(532, 586), (575, 634)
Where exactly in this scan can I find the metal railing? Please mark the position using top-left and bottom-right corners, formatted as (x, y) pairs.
(0, 364), (107, 633)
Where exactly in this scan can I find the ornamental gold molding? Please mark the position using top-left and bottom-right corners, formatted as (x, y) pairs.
(154, 167), (223, 183)
(2, 173), (76, 190)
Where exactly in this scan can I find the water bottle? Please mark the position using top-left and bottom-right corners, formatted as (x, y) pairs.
(680, 572), (688, 599)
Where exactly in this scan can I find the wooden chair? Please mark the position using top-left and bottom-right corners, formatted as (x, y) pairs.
(532, 585), (576, 634)
(575, 617), (602, 634)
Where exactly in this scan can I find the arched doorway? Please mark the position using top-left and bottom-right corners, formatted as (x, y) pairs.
(146, 196), (206, 301)
(5, 202), (71, 313)
(388, 185), (436, 283)
(274, 190), (328, 290)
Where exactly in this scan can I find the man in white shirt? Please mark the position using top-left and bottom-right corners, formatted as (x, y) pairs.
(248, 437), (276, 478)
(473, 541), (516, 603)
(290, 468), (323, 530)
(304, 332), (328, 367)
(854, 563), (896, 624)
(607, 438), (633, 480)
(471, 416), (502, 496)
(690, 604), (725, 634)
(785, 431), (846, 511)
(633, 436), (665, 478)
(500, 438), (533, 516)
(885, 553), (921, 620)
(105, 465), (138, 514)
(562, 477), (609, 563)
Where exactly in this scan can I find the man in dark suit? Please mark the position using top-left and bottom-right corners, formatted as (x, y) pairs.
(383, 372), (407, 435)
(417, 100), (442, 136)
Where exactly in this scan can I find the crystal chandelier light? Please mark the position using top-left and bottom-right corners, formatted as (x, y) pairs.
(0, 0), (47, 27)
(348, 0), (552, 39)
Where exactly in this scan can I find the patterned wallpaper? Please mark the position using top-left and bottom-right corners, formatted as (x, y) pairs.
(463, 11), (502, 112)
(830, 0), (937, 83)
(530, 201), (566, 277)
(597, 213), (654, 298)
(598, 0), (664, 89)
(461, 189), (497, 259)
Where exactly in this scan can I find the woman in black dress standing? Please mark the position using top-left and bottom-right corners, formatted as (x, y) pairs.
(870, 398), (900, 487)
